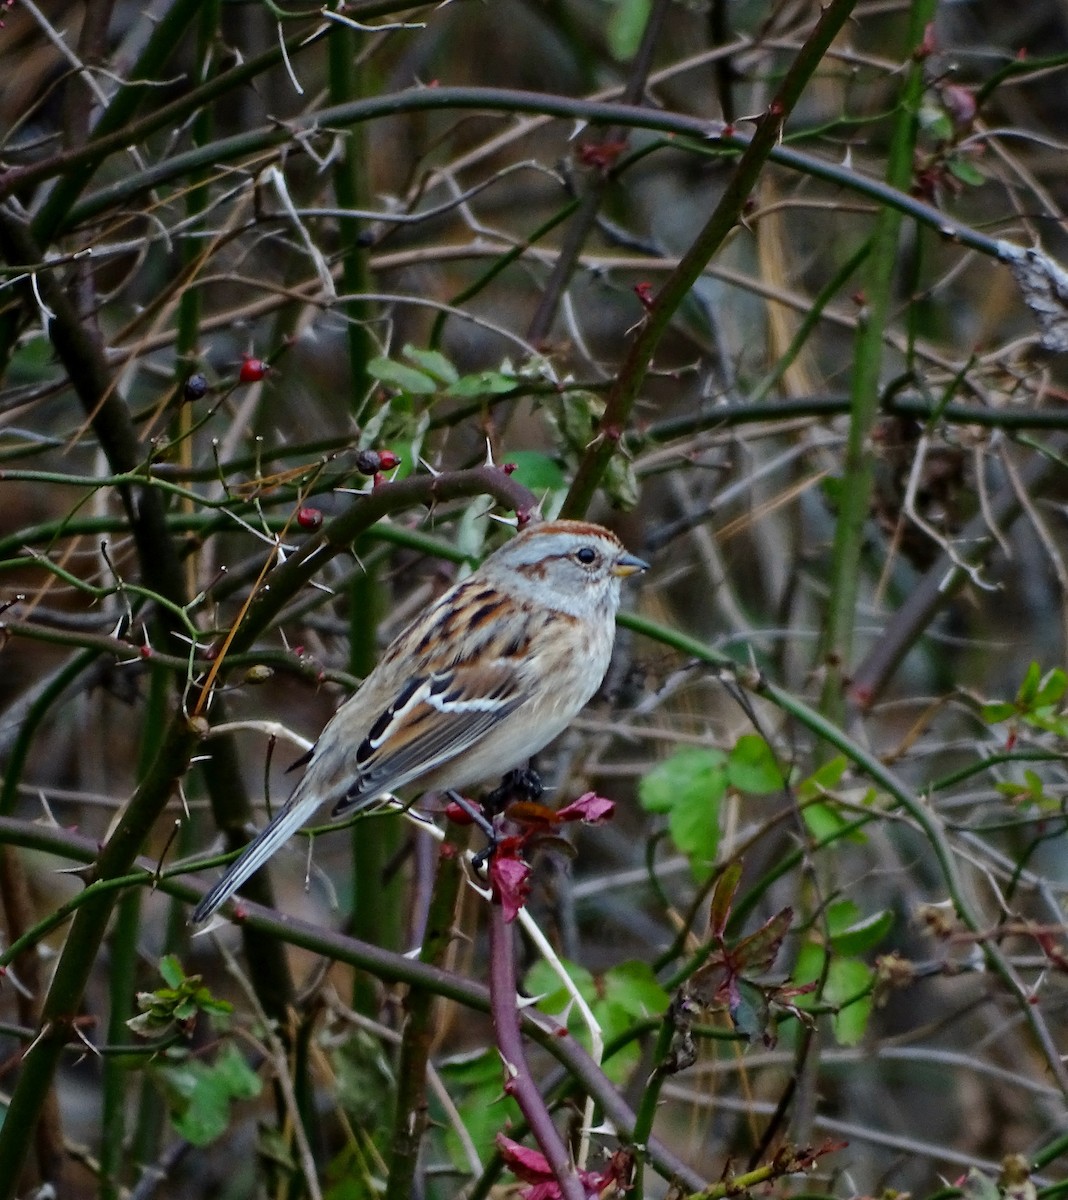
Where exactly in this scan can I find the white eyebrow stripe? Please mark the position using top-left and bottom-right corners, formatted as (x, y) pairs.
(425, 693), (507, 713)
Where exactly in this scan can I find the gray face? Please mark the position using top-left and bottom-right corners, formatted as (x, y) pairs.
(490, 527), (626, 619)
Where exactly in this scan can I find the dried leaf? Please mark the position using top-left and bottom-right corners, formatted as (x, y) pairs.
(999, 242), (1068, 352)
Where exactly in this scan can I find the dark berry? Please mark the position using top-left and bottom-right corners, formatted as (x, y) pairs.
(183, 372), (208, 403)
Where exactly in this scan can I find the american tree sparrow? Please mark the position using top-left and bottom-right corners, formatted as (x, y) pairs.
(192, 519), (647, 923)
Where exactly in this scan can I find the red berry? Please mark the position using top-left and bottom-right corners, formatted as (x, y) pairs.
(297, 506), (322, 529)
(502, 462), (518, 475)
(377, 449), (400, 470)
(239, 356), (268, 383)
(444, 800), (475, 825)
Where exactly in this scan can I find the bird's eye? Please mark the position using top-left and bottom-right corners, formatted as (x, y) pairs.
(575, 546), (597, 565)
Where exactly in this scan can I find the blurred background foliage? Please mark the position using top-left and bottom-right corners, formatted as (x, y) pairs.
(4, 0), (1068, 1197)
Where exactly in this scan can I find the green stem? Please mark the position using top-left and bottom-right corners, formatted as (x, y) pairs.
(617, 610), (1068, 1096)
(0, 649), (99, 817)
(817, 0), (936, 723)
(328, 20), (375, 419)
(99, 891), (142, 1200)
(629, 1018), (676, 1200)
(50, 88), (1006, 263)
(0, 714), (202, 1199)
(560, 0), (861, 518)
(430, 199), (581, 349)
(748, 239), (871, 404)
(0, 813), (708, 1193)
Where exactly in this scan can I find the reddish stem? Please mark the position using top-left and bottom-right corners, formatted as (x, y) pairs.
(488, 903), (586, 1200)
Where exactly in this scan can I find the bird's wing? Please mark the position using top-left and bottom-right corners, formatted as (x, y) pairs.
(190, 663), (524, 925)
(332, 661), (524, 813)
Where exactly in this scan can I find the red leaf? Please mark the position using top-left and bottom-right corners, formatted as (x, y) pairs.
(633, 282), (655, 311)
(490, 845), (532, 922)
(731, 906), (793, 974)
(556, 793), (615, 824)
(709, 862), (743, 939)
(496, 1135), (553, 1183)
(507, 800), (562, 828)
(942, 84), (977, 127)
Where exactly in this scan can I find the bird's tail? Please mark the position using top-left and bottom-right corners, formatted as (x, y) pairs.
(190, 790), (321, 925)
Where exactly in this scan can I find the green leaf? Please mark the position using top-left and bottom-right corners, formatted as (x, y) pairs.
(960, 1169), (1002, 1200)
(1034, 667), (1066, 706)
(367, 356), (438, 394)
(522, 960), (666, 1086)
(827, 901), (894, 956)
(505, 450), (567, 493)
(171, 1079), (230, 1146)
(792, 944), (873, 1045)
(334, 1030), (396, 1131)
(640, 749), (727, 879)
(159, 954), (184, 989)
(947, 157), (985, 187)
(981, 701), (1016, 723)
(639, 748), (726, 814)
(524, 958), (596, 1013)
(606, 0), (650, 60)
(324, 1145), (370, 1200)
(731, 978), (775, 1046)
(438, 1048), (522, 1167)
(600, 960), (669, 1019)
(592, 1001), (643, 1082)
(800, 799), (865, 845)
(668, 794), (720, 881)
(918, 103), (953, 142)
(8, 335), (54, 384)
(157, 1044), (262, 1146)
(1017, 660), (1043, 706)
(791, 942), (825, 997)
(797, 755), (848, 798)
(445, 370), (518, 398)
(402, 344), (459, 384)
(213, 1042), (261, 1101)
(603, 453), (641, 510)
(826, 958), (874, 1046)
(727, 735), (784, 794)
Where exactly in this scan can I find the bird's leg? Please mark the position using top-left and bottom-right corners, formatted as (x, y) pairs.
(483, 767), (544, 815)
(467, 769), (545, 877)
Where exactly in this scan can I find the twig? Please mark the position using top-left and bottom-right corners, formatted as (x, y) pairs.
(488, 902), (586, 1200)
(560, 0), (863, 518)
